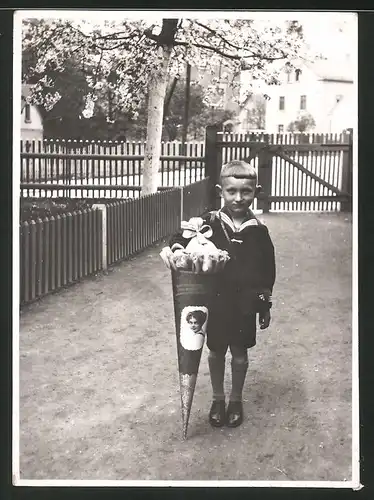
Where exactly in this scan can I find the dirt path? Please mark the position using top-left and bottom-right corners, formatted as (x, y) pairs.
(18, 213), (352, 482)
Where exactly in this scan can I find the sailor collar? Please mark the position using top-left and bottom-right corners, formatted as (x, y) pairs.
(218, 207), (259, 233)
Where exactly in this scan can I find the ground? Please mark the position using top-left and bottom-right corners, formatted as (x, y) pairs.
(18, 212), (352, 482)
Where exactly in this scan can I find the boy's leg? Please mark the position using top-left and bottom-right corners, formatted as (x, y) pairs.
(226, 344), (249, 427)
(207, 346), (227, 427)
(207, 347), (227, 401)
(229, 345), (249, 402)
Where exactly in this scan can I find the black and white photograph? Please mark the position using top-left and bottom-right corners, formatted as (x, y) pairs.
(13, 9), (358, 487)
(181, 308), (208, 351)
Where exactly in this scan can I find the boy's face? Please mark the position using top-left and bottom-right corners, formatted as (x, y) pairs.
(218, 176), (257, 215)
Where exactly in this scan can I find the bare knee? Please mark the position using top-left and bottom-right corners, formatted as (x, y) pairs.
(230, 346), (248, 366)
(231, 356), (248, 366)
(208, 349), (227, 362)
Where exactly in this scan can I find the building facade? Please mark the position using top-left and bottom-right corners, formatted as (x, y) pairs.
(263, 58), (355, 134)
(21, 84), (44, 141)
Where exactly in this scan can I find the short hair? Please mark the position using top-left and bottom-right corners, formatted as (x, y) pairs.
(219, 160), (257, 184)
(186, 310), (207, 327)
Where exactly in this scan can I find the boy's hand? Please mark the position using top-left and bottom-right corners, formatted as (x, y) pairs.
(259, 310), (271, 330)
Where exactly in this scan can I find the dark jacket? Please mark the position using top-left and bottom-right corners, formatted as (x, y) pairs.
(169, 207), (276, 350)
(170, 207), (276, 313)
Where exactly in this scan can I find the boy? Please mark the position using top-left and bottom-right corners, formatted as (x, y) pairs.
(167, 160), (276, 428)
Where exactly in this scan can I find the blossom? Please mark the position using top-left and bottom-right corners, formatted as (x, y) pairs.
(22, 15), (313, 118)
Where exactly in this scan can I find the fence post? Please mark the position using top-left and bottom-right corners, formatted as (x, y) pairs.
(257, 137), (273, 213)
(92, 204), (107, 270)
(340, 133), (353, 212)
(180, 186), (184, 223)
(205, 125), (221, 210)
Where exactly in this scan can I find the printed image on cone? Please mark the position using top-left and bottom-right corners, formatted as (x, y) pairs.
(178, 306), (208, 376)
(180, 307), (208, 351)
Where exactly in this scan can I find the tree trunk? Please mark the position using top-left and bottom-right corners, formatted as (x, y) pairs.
(181, 63), (191, 153)
(142, 20), (179, 195)
(142, 49), (171, 194)
(163, 76), (178, 122)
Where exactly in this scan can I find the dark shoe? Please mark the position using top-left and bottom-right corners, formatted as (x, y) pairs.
(226, 401), (243, 428)
(209, 400), (226, 427)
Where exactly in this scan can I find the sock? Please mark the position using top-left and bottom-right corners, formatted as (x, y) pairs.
(208, 350), (226, 401)
(230, 348), (249, 402)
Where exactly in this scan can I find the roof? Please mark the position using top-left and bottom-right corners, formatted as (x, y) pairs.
(305, 58), (354, 83)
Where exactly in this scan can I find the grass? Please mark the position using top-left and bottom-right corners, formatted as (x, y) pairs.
(18, 212), (352, 481)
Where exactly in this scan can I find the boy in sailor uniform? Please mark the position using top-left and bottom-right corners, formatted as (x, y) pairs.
(169, 160), (276, 428)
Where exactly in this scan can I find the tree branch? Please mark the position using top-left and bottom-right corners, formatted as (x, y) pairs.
(173, 38), (287, 62)
(92, 31), (139, 41)
(143, 27), (159, 43)
(93, 40), (133, 51)
(190, 21), (288, 60)
(194, 21), (248, 52)
(26, 25), (66, 58)
(68, 23), (139, 47)
(144, 19), (179, 47)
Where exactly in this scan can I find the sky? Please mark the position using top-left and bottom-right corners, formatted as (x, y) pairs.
(299, 13), (356, 59)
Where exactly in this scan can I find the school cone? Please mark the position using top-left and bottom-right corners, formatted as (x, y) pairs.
(171, 269), (219, 440)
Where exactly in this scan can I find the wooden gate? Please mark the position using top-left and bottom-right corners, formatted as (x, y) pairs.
(205, 125), (353, 213)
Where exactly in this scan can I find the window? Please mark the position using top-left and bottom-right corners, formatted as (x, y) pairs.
(300, 95), (307, 110)
(24, 103), (31, 123)
(279, 96), (285, 110)
(295, 69), (302, 82)
(278, 124), (284, 133)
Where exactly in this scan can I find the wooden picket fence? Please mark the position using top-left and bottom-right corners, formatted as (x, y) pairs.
(105, 178), (210, 267)
(205, 128), (353, 213)
(20, 178), (211, 306)
(20, 208), (103, 305)
(106, 188), (181, 267)
(20, 139), (205, 198)
(20, 133), (352, 210)
(225, 132), (351, 145)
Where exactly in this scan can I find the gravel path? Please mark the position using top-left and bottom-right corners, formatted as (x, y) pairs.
(18, 213), (352, 482)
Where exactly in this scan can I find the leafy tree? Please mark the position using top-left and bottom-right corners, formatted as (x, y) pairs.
(287, 112), (316, 133)
(189, 107), (236, 139)
(245, 95), (266, 130)
(162, 80), (235, 141)
(22, 16), (310, 193)
(22, 45), (136, 140)
(162, 80), (206, 141)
